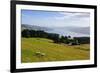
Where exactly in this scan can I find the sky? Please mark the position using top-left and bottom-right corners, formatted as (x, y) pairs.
(21, 10), (90, 27)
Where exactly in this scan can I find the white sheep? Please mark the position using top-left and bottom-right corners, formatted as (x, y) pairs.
(35, 51), (46, 57)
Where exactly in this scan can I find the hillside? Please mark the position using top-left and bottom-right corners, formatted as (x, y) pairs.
(21, 38), (90, 63)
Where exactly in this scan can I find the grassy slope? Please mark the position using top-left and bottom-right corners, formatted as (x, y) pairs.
(21, 38), (90, 63)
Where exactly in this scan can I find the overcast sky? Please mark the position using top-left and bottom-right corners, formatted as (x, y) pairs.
(21, 10), (90, 27)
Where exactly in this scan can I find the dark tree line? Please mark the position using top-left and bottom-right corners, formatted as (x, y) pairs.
(22, 29), (90, 44)
(22, 29), (59, 43)
(74, 37), (90, 44)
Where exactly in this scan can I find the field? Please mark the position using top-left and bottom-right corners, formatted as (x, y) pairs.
(21, 38), (90, 63)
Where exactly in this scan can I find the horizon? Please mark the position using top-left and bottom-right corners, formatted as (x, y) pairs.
(22, 24), (90, 28)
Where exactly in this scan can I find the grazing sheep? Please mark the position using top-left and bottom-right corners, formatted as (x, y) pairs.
(35, 51), (45, 57)
(41, 53), (45, 56)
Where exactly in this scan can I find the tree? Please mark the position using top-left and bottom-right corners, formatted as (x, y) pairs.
(22, 29), (30, 38)
(74, 37), (90, 44)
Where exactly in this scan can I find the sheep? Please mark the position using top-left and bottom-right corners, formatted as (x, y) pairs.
(35, 51), (46, 57)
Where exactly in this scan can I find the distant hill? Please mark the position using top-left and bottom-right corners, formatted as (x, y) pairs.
(65, 27), (90, 35)
(21, 24), (90, 37)
(54, 26), (90, 35)
(21, 24), (52, 31)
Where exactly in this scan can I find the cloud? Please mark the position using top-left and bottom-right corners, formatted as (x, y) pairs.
(52, 12), (90, 27)
(54, 12), (90, 20)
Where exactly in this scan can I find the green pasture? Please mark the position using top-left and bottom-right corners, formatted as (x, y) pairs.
(21, 38), (90, 63)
